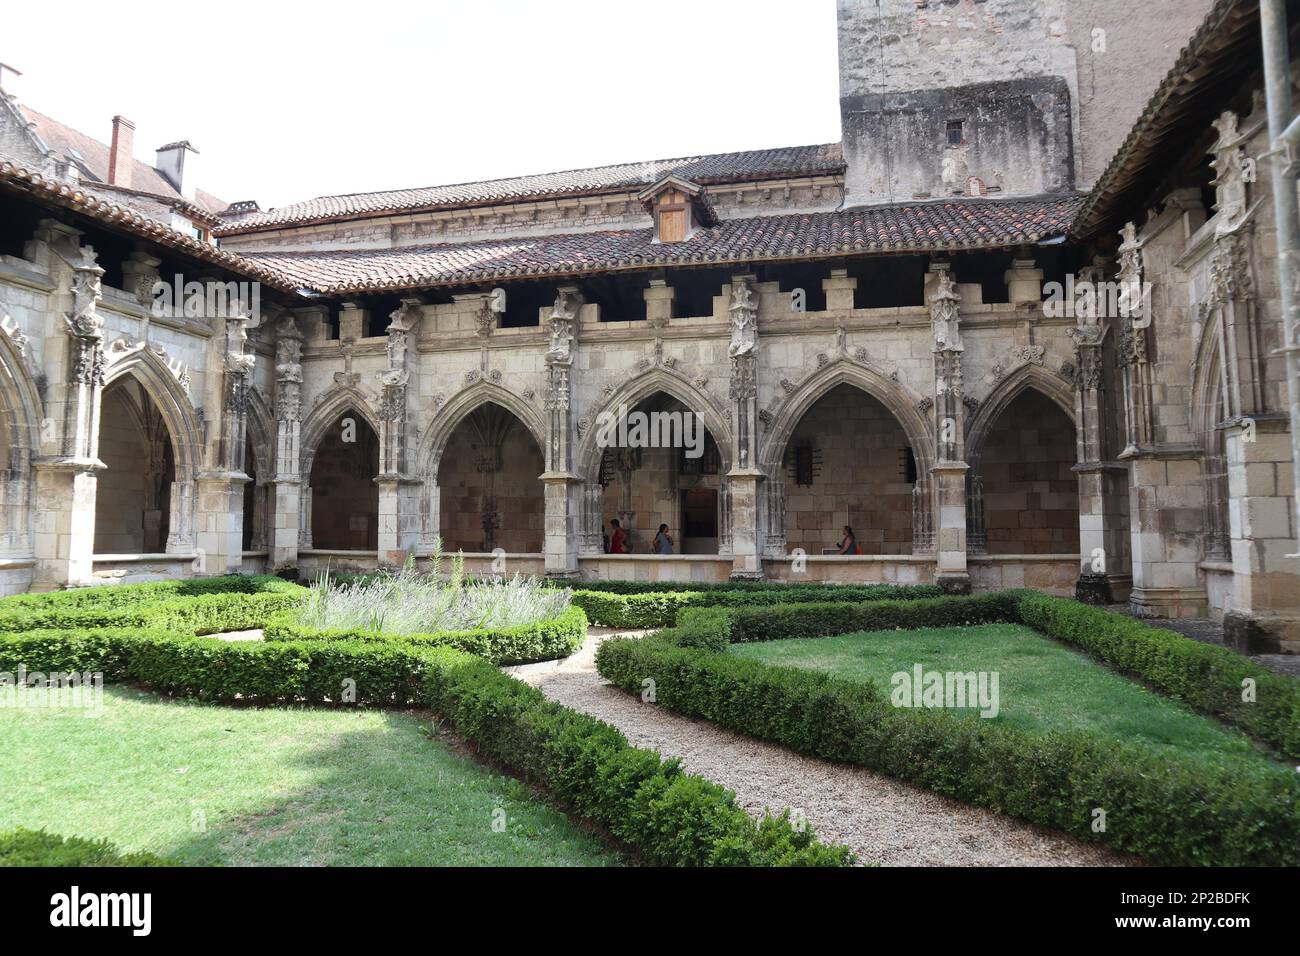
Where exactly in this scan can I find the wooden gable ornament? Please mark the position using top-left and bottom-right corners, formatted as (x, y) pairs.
(637, 175), (718, 243)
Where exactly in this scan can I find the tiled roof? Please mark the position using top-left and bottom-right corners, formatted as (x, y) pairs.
(215, 143), (846, 235)
(0, 160), (301, 293)
(245, 195), (1083, 294)
(17, 106), (228, 218)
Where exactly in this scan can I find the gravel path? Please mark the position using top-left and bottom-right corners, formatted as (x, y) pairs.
(508, 629), (1129, 867)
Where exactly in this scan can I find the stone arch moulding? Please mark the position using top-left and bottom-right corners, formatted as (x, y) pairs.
(415, 379), (548, 480)
(574, 365), (735, 482)
(299, 385), (382, 477)
(0, 315), (45, 557)
(1190, 308), (1230, 444)
(758, 359), (935, 477)
(101, 345), (204, 483)
(965, 361), (1078, 472)
(245, 386), (276, 481)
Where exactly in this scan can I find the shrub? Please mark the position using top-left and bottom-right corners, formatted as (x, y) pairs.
(0, 627), (852, 867)
(0, 828), (174, 867)
(1016, 594), (1300, 759)
(298, 558), (571, 636)
(265, 604), (589, 665)
(595, 631), (1300, 866)
(573, 583), (945, 629)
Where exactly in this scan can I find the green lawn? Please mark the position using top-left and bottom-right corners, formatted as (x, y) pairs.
(730, 624), (1284, 768)
(0, 686), (621, 866)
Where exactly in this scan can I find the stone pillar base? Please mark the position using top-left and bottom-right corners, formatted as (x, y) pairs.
(1128, 586), (1208, 620)
(936, 571), (971, 595)
(1074, 573), (1113, 605)
(1223, 610), (1300, 655)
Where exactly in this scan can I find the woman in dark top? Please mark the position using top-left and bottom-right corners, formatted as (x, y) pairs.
(837, 525), (860, 555)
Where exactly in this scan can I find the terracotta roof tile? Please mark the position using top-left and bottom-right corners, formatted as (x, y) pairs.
(244, 196), (1083, 294)
(216, 143), (846, 235)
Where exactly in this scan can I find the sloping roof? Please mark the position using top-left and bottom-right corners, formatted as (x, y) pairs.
(244, 195), (1083, 294)
(214, 142), (846, 236)
(1070, 0), (1261, 239)
(17, 106), (228, 218)
(0, 160), (301, 293)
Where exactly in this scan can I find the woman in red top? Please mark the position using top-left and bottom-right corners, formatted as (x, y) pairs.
(609, 519), (630, 554)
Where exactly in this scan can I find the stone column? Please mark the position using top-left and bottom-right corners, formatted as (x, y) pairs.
(726, 276), (764, 579)
(196, 311), (255, 575)
(375, 299), (422, 566)
(1116, 223), (1155, 456)
(32, 231), (106, 590)
(541, 287), (582, 577)
(271, 312), (304, 570)
(644, 277), (674, 326)
(927, 263), (969, 593)
(1069, 279), (1129, 603)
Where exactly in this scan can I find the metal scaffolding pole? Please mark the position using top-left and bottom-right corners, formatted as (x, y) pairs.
(1260, 0), (1300, 552)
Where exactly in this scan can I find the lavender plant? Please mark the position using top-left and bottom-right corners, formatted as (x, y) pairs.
(300, 545), (571, 635)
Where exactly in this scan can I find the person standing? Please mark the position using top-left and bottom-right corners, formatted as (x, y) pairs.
(837, 525), (860, 555)
(653, 523), (674, 555)
(610, 518), (630, 554)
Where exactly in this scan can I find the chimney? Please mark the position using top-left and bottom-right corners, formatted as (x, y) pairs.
(155, 140), (199, 199)
(108, 115), (135, 189)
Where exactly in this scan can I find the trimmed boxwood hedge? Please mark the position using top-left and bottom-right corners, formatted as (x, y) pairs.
(0, 626), (852, 867)
(264, 604), (589, 666)
(0, 828), (174, 867)
(593, 591), (1300, 866)
(572, 583), (944, 629)
(596, 630), (1300, 867)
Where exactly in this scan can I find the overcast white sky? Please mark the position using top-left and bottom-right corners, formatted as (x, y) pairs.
(7, 0), (841, 210)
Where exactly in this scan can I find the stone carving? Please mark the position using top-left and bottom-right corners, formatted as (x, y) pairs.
(929, 269), (962, 352)
(475, 298), (497, 338)
(274, 313), (304, 422)
(727, 278), (757, 359)
(0, 311), (29, 358)
(546, 288), (579, 366)
(780, 378), (798, 395)
(916, 396), (934, 413)
(962, 395), (980, 412)
(1209, 231), (1254, 304)
(1010, 344), (1045, 365)
(65, 244), (107, 390)
(853, 347), (869, 364)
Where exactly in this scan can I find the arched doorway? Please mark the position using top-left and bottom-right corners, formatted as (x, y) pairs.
(309, 411), (379, 550)
(437, 402), (544, 553)
(597, 392), (724, 555)
(778, 383), (919, 554)
(971, 389), (1079, 554)
(95, 376), (176, 553)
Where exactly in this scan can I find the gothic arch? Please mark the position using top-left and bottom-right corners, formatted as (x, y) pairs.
(0, 321), (43, 556)
(245, 386), (276, 480)
(574, 366), (734, 481)
(416, 380), (547, 479)
(965, 364), (1077, 472)
(299, 386), (381, 476)
(1190, 309), (1230, 444)
(759, 360), (934, 476)
(101, 346), (203, 482)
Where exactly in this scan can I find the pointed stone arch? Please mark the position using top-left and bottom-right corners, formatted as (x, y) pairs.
(0, 321), (44, 560)
(965, 363), (1077, 473)
(299, 386), (381, 477)
(575, 366), (734, 482)
(101, 346), (204, 482)
(759, 359), (934, 476)
(416, 380), (547, 480)
(964, 364), (1080, 556)
(99, 346), (204, 553)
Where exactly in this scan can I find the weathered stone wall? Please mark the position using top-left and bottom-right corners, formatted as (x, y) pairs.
(977, 389), (1078, 554)
(783, 384), (915, 555)
(437, 417), (545, 554)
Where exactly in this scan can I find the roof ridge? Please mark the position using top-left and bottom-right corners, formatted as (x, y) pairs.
(265, 141), (844, 210)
